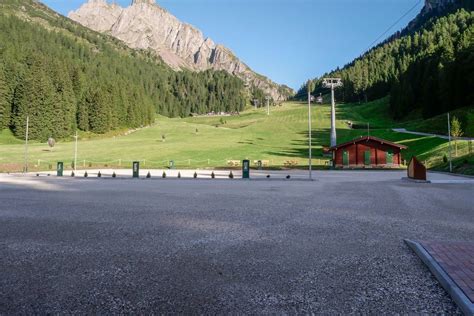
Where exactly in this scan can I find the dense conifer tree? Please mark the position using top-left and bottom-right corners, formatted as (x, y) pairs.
(0, 2), (264, 140)
(298, 8), (474, 121)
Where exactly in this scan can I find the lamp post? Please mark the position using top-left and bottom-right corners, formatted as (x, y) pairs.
(24, 115), (29, 173)
(307, 80), (315, 180)
(265, 96), (270, 116)
(447, 112), (453, 173)
(323, 78), (343, 147)
(74, 131), (78, 172)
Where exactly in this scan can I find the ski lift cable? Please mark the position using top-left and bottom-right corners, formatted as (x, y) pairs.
(364, 0), (422, 53)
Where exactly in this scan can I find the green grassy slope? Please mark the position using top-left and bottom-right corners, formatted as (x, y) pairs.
(0, 99), (472, 174)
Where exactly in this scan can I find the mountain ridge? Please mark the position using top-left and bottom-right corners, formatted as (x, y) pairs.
(68, 0), (293, 101)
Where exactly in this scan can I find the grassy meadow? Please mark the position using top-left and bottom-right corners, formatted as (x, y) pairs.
(0, 99), (472, 174)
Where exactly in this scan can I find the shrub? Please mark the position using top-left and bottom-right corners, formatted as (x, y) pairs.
(211, 171), (215, 179)
(194, 172), (198, 179)
(98, 171), (102, 178)
(178, 172), (181, 179)
(162, 171), (167, 178)
(71, 171), (75, 177)
(48, 164), (52, 170)
(147, 172), (151, 178)
(443, 154), (448, 163)
(229, 171), (234, 179)
(88, 162), (92, 167)
(112, 172), (116, 178)
(84, 171), (88, 178)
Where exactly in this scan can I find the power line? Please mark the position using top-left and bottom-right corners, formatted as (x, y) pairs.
(365, 0), (422, 53)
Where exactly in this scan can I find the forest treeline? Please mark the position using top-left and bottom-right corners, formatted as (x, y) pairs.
(0, 1), (257, 140)
(298, 5), (474, 120)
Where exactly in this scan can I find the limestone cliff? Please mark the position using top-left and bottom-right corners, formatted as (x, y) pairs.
(69, 0), (293, 100)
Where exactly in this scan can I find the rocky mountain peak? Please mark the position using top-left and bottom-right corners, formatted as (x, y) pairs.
(131, 0), (156, 5)
(69, 0), (292, 100)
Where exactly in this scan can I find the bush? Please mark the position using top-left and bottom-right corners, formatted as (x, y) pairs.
(147, 172), (151, 178)
(178, 172), (181, 179)
(71, 171), (75, 177)
(112, 172), (116, 178)
(162, 171), (166, 178)
(88, 162), (92, 167)
(84, 171), (88, 178)
(98, 171), (102, 178)
(229, 171), (234, 179)
(194, 172), (198, 179)
(443, 154), (448, 163)
(211, 171), (215, 179)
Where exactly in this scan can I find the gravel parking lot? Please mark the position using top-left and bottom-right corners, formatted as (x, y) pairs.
(0, 171), (473, 313)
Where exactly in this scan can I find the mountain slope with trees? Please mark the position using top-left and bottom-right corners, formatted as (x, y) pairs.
(0, 0), (260, 140)
(298, 0), (473, 125)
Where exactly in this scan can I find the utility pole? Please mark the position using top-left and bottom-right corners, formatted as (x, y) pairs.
(24, 116), (29, 173)
(447, 112), (453, 173)
(265, 96), (270, 116)
(307, 80), (315, 180)
(74, 131), (78, 172)
(323, 78), (343, 147)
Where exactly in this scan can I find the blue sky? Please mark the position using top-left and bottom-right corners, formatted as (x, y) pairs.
(41, 0), (424, 90)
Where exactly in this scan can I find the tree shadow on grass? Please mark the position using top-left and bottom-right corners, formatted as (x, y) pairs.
(264, 129), (331, 158)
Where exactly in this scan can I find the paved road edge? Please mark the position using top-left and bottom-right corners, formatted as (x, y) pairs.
(404, 239), (474, 315)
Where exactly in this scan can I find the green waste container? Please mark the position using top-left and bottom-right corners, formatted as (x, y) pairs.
(133, 161), (140, 178)
(57, 162), (64, 177)
(242, 160), (250, 179)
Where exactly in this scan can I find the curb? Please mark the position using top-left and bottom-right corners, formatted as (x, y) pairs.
(401, 177), (431, 183)
(404, 239), (474, 315)
(428, 170), (474, 179)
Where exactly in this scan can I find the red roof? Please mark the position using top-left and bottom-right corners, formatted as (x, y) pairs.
(330, 136), (408, 150)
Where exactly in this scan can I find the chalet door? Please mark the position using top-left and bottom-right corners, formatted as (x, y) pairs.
(364, 150), (371, 166)
(343, 151), (349, 166)
(386, 150), (393, 165)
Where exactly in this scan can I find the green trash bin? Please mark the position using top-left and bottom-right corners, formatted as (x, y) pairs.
(57, 162), (64, 177)
(133, 161), (140, 178)
(242, 160), (250, 179)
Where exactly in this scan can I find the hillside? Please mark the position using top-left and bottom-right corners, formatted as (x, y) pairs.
(68, 0), (294, 101)
(0, 0), (266, 141)
(299, 0), (473, 126)
(1, 99), (471, 175)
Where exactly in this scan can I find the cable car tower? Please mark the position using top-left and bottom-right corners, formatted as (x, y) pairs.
(323, 78), (343, 147)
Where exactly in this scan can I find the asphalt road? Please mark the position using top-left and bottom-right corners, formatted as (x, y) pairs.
(1, 172), (473, 314)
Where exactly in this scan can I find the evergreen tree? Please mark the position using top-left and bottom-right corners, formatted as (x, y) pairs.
(0, 63), (11, 129)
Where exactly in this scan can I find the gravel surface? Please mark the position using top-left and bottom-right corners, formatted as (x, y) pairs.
(0, 172), (472, 314)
